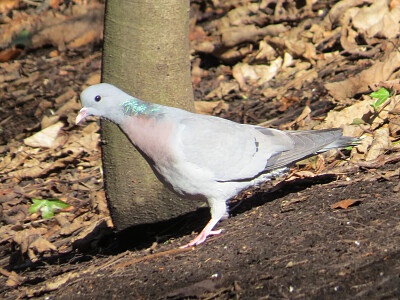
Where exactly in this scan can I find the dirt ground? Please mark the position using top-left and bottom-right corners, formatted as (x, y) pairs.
(1, 1), (400, 299)
(59, 173), (400, 300)
(4, 159), (400, 299)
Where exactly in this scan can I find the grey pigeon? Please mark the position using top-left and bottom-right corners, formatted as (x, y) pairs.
(76, 83), (358, 248)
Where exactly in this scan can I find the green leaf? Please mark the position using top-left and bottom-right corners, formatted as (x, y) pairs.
(28, 198), (70, 219)
(370, 87), (390, 100)
(48, 198), (70, 210)
(41, 205), (54, 219)
(370, 88), (390, 111)
(28, 200), (42, 213)
(12, 29), (30, 47)
(351, 118), (365, 125)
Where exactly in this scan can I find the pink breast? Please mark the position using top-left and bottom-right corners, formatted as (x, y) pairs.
(120, 116), (175, 162)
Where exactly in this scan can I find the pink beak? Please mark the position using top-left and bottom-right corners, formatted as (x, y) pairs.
(76, 108), (88, 124)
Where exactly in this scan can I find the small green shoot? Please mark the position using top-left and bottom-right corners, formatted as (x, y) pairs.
(12, 29), (30, 47)
(29, 198), (70, 219)
(350, 118), (366, 125)
(370, 88), (391, 111)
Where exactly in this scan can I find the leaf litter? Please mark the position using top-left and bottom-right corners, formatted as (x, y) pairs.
(1, 0), (400, 299)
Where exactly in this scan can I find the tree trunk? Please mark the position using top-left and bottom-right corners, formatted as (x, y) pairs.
(101, 0), (197, 231)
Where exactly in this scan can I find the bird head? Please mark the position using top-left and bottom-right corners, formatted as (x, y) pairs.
(76, 83), (128, 125)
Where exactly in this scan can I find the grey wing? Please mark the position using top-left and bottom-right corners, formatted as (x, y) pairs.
(258, 127), (349, 171)
(175, 116), (294, 182)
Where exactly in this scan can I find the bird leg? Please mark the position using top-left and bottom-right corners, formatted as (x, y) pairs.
(180, 220), (222, 248)
(180, 200), (226, 248)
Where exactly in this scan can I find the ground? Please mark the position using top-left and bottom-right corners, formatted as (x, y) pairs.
(5, 163), (400, 299)
(1, 1), (400, 299)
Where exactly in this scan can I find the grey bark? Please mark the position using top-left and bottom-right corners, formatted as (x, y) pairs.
(100, 0), (198, 231)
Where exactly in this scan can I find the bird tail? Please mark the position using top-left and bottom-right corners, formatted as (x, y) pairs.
(317, 134), (360, 152)
(261, 128), (359, 171)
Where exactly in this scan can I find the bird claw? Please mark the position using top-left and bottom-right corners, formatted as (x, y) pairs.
(180, 229), (223, 248)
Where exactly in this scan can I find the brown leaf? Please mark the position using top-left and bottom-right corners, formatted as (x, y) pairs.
(371, 79), (400, 94)
(85, 72), (101, 85)
(9, 148), (82, 180)
(352, 1), (400, 39)
(31, 5), (103, 51)
(0, 151), (28, 173)
(285, 170), (315, 181)
(0, 0), (20, 14)
(222, 24), (286, 48)
(5, 271), (25, 287)
(68, 29), (100, 48)
(45, 272), (79, 291)
(194, 101), (229, 115)
(325, 50), (400, 100)
(365, 127), (391, 161)
(49, 0), (62, 9)
(189, 26), (207, 42)
(24, 122), (64, 148)
(0, 47), (22, 62)
(0, 61), (21, 82)
(232, 60), (282, 90)
(278, 97), (300, 112)
(28, 237), (57, 261)
(331, 199), (363, 209)
(12, 227), (56, 261)
(388, 97), (400, 137)
(206, 81), (239, 99)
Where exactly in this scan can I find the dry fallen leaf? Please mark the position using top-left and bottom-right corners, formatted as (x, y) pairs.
(285, 170), (315, 181)
(331, 199), (363, 209)
(206, 81), (239, 99)
(316, 99), (371, 133)
(31, 5), (104, 51)
(352, 0), (400, 39)
(365, 127), (391, 161)
(12, 227), (56, 261)
(388, 98), (400, 137)
(45, 272), (80, 291)
(85, 72), (101, 85)
(0, 46), (22, 62)
(0, 0), (20, 13)
(221, 24), (286, 48)
(194, 100), (229, 115)
(24, 122), (64, 148)
(25, 272), (80, 297)
(5, 271), (25, 287)
(232, 58), (282, 90)
(0, 61), (21, 82)
(325, 50), (400, 100)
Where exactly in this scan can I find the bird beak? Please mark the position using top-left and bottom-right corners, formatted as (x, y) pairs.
(76, 108), (88, 125)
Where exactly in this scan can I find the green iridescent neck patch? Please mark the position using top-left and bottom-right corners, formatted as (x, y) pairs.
(121, 98), (160, 117)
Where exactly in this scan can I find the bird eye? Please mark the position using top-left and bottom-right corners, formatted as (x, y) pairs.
(94, 95), (101, 102)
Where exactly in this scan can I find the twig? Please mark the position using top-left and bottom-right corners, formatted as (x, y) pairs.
(22, 0), (42, 6)
(369, 97), (392, 125)
(0, 266), (12, 277)
(111, 247), (192, 269)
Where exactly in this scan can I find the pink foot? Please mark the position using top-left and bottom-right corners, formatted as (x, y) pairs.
(180, 229), (222, 248)
(180, 206), (226, 248)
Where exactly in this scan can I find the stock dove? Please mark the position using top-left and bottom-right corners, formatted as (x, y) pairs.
(76, 83), (358, 248)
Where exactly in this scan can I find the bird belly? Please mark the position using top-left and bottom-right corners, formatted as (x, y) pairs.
(153, 160), (288, 203)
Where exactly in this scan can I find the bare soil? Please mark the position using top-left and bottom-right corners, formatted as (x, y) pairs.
(65, 170), (400, 299)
